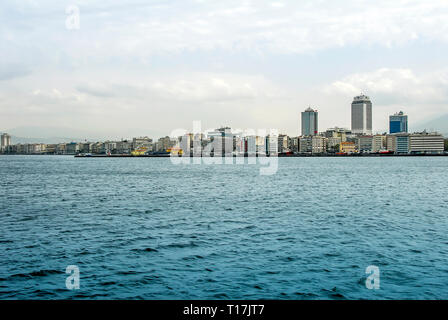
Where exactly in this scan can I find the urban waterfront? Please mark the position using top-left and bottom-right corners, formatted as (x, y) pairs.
(1, 155), (448, 299)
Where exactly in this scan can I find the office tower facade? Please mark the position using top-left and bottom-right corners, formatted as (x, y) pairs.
(1, 133), (11, 152)
(351, 95), (372, 135)
(301, 107), (318, 136)
(389, 111), (408, 134)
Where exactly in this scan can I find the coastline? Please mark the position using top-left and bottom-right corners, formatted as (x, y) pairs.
(73, 153), (448, 158)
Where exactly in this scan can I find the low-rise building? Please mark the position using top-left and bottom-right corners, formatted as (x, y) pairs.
(66, 142), (80, 155)
(289, 137), (300, 153)
(45, 144), (57, 154)
(116, 140), (132, 154)
(56, 143), (67, 154)
(372, 135), (386, 152)
(409, 132), (444, 154)
(357, 136), (373, 153)
(299, 136), (326, 154)
(340, 141), (356, 154)
(327, 137), (342, 152)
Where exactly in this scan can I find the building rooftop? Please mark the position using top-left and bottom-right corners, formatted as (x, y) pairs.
(353, 94), (370, 102)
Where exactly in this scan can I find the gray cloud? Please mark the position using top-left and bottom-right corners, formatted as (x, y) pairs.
(1, 0), (448, 137)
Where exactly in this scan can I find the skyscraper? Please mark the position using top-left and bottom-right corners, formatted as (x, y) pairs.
(351, 95), (372, 135)
(1, 133), (11, 152)
(389, 111), (408, 134)
(301, 107), (318, 136)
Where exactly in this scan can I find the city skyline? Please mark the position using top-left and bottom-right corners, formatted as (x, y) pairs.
(1, 1), (448, 139)
(1, 92), (444, 144)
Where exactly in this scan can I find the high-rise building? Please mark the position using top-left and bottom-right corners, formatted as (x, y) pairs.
(389, 111), (408, 134)
(351, 95), (372, 135)
(1, 133), (11, 152)
(301, 107), (318, 136)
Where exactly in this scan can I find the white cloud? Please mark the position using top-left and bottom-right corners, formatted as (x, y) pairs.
(75, 73), (283, 102)
(2, 0), (448, 62)
(322, 67), (448, 131)
(1, 0), (448, 137)
(325, 68), (448, 104)
(86, 0), (448, 56)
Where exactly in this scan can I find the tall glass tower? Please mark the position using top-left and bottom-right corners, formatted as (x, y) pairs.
(351, 95), (372, 135)
(301, 107), (318, 136)
(389, 111), (408, 134)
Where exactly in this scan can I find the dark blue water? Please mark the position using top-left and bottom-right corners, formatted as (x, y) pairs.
(1, 155), (448, 299)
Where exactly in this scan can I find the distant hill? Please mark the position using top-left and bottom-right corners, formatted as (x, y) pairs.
(1, 126), (102, 144)
(0, 135), (82, 144)
(413, 114), (448, 136)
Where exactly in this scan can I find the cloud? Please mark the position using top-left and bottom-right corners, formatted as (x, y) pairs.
(87, 0), (448, 56)
(325, 68), (448, 105)
(75, 73), (284, 102)
(321, 67), (448, 131)
(0, 64), (31, 81)
(2, 0), (448, 63)
(1, 1), (448, 137)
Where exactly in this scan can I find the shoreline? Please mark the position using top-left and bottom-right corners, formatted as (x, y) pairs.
(2, 153), (447, 158)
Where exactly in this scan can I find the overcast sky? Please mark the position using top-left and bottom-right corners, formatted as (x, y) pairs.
(1, 0), (448, 139)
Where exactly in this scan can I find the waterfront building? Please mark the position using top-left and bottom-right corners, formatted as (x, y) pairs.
(312, 136), (327, 154)
(266, 135), (278, 155)
(156, 136), (175, 152)
(246, 136), (257, 155)
(254, 136), (266, 155)
(351, 95), (372, 135)
(1, 133), (11, 152)
(56, 143), (67, 155)
(208, 127), (233, 156)
(396, 134), (410, 154)
(45, 144), (57, 154)
(102, 142), (117, 154)
(178, 134), (192, 155)
(66, 142), (80, 155)
(91, 142), (103, 154)
(386, 135), (396, 152)
(357, 136), (373, 153)
(409, 132), (444, 154)
(234, 136), (245, 155)
(340, 141), (356, 154)
(289, 137), (299, 153)
(277, 134), (289, 153)
(299, 136), (312, 153)
(116, 140), (132, 154)
(324, 127), (350, 142)
(299, 136), (326, 154)
(389, 111), (408, 134)
(301, 107), (318, 136)
(80, 143), (93, 154)
(372, 135), (387, 152)
(327, 137), (342, 152)
(132, 137), (153, 153)
(386, 134), (410, 154)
